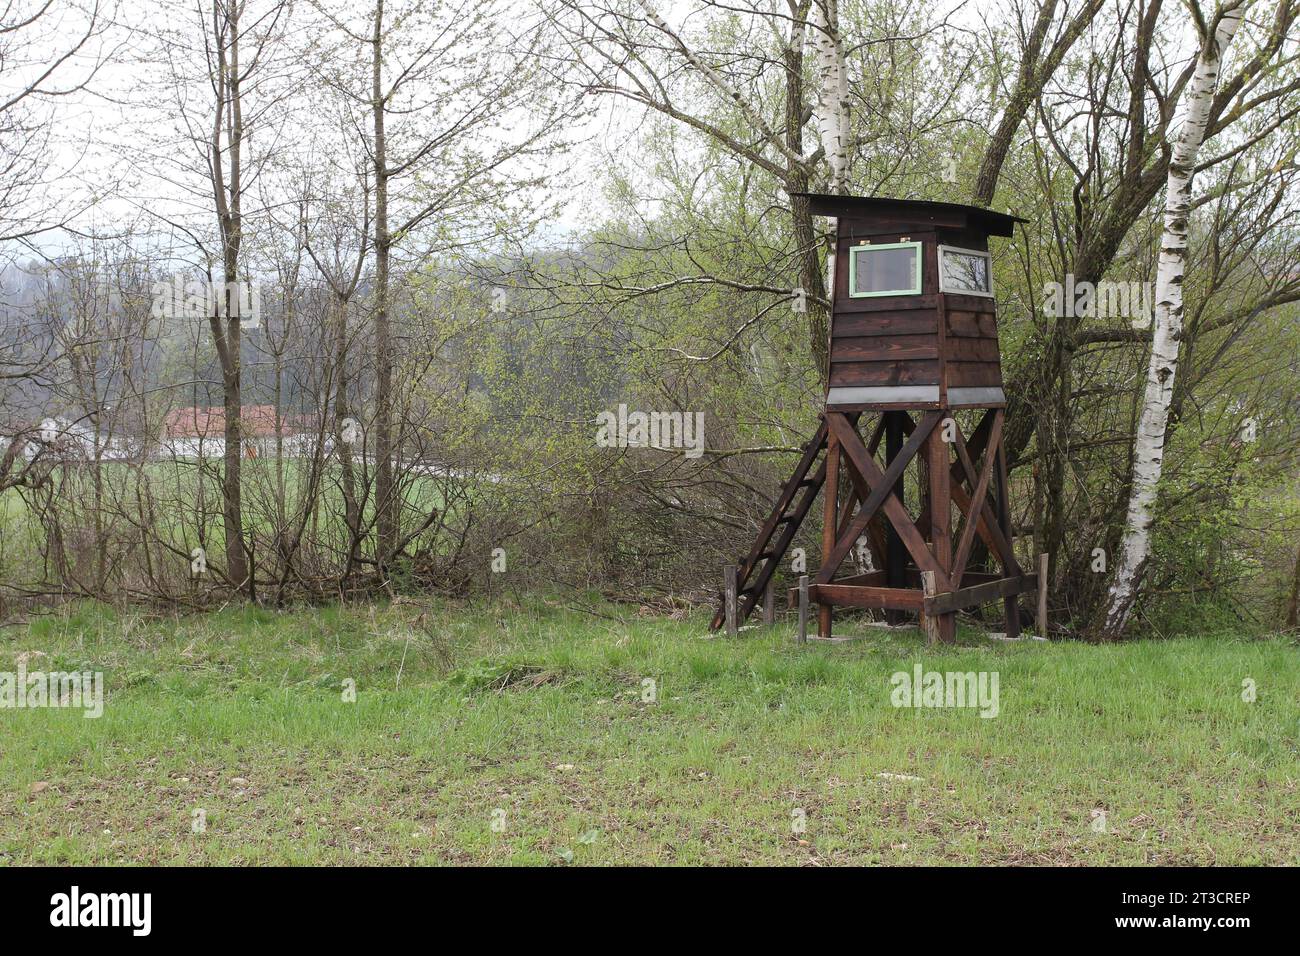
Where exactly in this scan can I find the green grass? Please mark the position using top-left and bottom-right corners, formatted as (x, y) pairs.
(0, 598), (1296, 865)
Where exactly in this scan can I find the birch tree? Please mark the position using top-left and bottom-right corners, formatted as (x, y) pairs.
(809, 0), (850, 194)
(987, 0), (1298, 624)
(1098, 0), (1247, 639)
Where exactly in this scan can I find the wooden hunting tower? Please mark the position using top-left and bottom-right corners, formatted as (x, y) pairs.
(711, 194), (1039, 642)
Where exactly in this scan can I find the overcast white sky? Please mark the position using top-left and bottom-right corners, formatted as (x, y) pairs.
(4, 0), (1208, 264)
(3, 0), (632, 259)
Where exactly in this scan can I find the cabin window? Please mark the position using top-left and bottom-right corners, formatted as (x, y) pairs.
(938, 245), (993, 297)
(848, 241), (922, 297)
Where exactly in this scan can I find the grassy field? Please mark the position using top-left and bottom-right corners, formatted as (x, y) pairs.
(0, 598), (1296, 865)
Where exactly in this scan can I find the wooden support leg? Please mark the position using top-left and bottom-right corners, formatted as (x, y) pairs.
(762, 577), (775, 625)
(884, 412), (906, 625)
(927, 419), (956, 643)
(819, 429), (839, 639)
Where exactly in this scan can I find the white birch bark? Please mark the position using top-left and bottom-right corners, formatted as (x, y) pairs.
(809, 0), (850, 194)
(809, 0), (850, 310)
(1100, 2), (1246, 639)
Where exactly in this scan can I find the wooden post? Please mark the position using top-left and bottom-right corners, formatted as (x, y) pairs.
(1037, 553), (1049, 638)
(819, 431), (839, 639)
(724, 565), (738, 636)
(797, 575), (809, 644)
(920, 570), (940, 646)
(995, 440), (1021, 639)
(762, 576), (775, 625)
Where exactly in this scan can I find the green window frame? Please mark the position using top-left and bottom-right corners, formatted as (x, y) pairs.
(847, 241), (923, 298)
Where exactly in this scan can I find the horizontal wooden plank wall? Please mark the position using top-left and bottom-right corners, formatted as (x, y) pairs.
(830, 333), (938, 362)
(829, 360), (940, 387)
(941, 297), (1002, 391)
(829, 225), (1005, 398)
(833, 313), (938, 335)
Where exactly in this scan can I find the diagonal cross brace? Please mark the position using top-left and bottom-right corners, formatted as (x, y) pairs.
(951, 410), (1003, 588)
(819, 411), (949, 589)
(834, 415), (889, 569)
(906, 409), (1020, 578)
(951, 416), (1020, 576)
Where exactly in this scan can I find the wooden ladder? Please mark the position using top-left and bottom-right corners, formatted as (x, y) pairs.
(709, 416), (838, 631)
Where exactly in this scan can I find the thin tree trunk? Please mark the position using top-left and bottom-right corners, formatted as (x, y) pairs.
(333, 293), (362, 564)
(1099, 3), (1244, 640)
(808, 0), (849, 388)
(782, 3), (828, 381)
(371, 0), (396, 574)
(1039, 341), (1073, 594)
(209, 1), (248, 592)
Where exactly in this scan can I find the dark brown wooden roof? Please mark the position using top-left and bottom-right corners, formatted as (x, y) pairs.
(791, 193), (1027, 237)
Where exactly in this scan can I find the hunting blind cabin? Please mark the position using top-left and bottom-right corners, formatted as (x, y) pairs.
(711, 194), (1042, 643)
